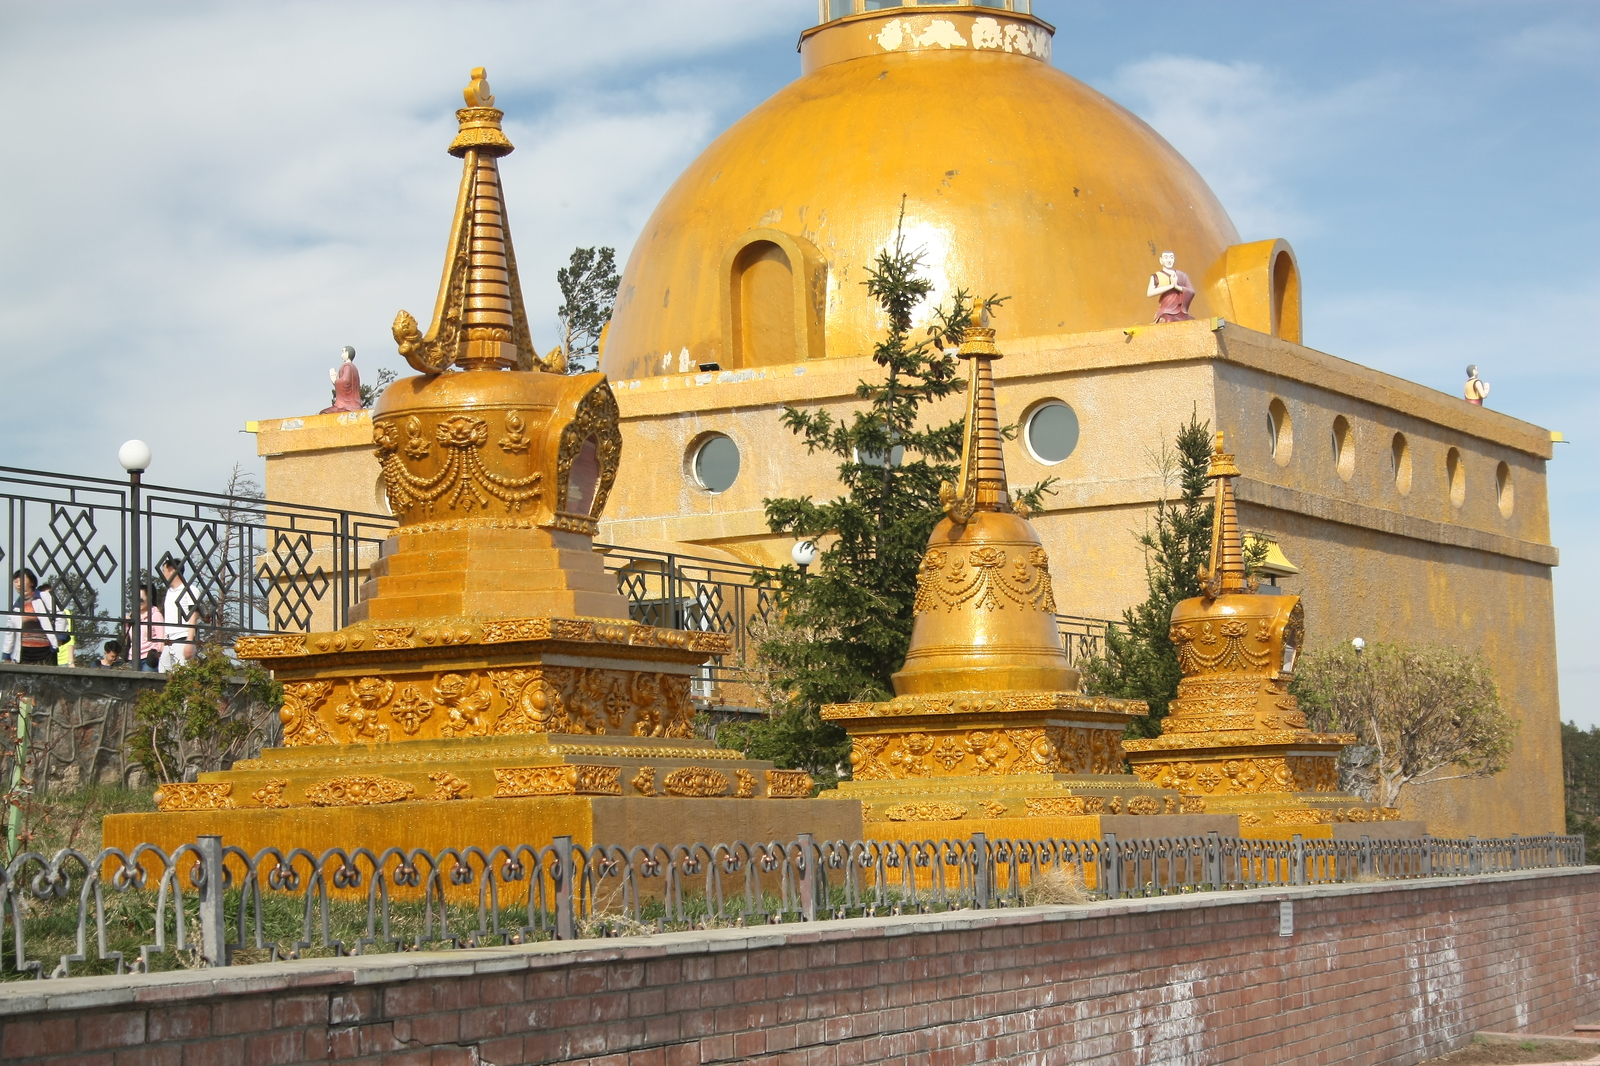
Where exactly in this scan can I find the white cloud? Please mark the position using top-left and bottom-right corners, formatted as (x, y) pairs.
(1101, 55), (1398, 240)
(0, 1), (793, 489)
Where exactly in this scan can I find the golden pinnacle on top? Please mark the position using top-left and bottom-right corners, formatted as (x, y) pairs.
(1199, 431), (1254, 598)
(940, 299), (1011, 524)
(393, 68), (564, 376)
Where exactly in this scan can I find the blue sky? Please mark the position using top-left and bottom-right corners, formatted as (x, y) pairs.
(0, 1), (1595, 722)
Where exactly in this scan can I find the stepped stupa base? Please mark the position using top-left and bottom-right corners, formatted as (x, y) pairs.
(104, 732), (861, 869)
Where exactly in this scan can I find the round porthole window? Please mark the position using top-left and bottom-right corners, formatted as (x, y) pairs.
(1024, 401), (1079, 465)
(691, 434), (740, 493)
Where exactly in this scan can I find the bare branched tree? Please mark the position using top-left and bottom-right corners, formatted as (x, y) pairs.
(1293, 641), (1518, 807)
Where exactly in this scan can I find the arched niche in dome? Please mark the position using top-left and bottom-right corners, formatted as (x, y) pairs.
(719, 227), (827, 368)
(1217, 238), (1302, 344)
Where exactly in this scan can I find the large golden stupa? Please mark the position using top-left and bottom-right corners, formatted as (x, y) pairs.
(819, 312), (1222, 840)
(103, 70), (860, 857)
(1123, 434), (1411, 838)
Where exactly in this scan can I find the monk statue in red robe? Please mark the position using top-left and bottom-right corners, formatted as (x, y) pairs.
(321, 346), (363, 413)
(1146, 250), (1195, 323)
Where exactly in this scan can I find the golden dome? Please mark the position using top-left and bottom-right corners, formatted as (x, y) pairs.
(601, 6), (1259, 381)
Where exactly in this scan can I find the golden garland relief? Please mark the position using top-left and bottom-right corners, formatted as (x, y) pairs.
(154, 783), (235, 812)
(913, 545), (1057, 614)
(304, 775), (415, 806)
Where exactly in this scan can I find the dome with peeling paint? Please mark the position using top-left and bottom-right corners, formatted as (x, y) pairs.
(599, 5), (1246, 381)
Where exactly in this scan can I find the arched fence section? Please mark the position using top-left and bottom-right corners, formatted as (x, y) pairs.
(0, 831), (1584, 981)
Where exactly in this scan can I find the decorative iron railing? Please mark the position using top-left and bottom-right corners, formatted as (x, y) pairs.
(0, 468), (1117, 693)
(0, 832), (1584, 980)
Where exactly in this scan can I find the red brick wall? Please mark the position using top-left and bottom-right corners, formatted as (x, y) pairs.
(2, 869), (1595, 1066)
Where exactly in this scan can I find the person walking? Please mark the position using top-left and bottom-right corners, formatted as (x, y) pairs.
(157, 560), (198, 673)
(3, 570), (61, 665)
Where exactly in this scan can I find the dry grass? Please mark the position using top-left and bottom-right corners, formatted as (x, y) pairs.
(1021, 865), (1092, 906)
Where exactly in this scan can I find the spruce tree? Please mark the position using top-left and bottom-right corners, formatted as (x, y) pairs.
(717, 207), (991, 785)
(1082, 413), (1215, 737)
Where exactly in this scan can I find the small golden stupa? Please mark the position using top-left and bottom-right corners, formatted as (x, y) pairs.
(1122, 433), (1403, 837)
(819, 313), (1205, 840)
(103, 70), (860, 858)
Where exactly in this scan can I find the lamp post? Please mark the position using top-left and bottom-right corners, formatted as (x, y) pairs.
(119, 440), (151, 670)
(790, 540), (818, 578)
(1351, 637), (1366, 654)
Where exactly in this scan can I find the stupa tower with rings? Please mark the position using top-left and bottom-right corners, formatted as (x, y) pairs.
(819, 308), (1219, 841)
(104, 70), (861, 860)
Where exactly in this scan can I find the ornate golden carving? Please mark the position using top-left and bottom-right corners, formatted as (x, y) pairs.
(235, 634), (307, 658)
(1126, 795), (1162, 816)
(736, 770), (757, 799)
(555, 380), (623, 520)
(480, 618), (552, 643)
(498, 410), (531, 452)
(376, 413), (544, 519)
(913, 545), (1056, 614)
(888, 733), (936, 776)
(1238, 813), (1263, 828)
(883, 802), (966, 822)
(1105, 796), (1123, 814)
(766, 770), (814, 798)
(304, 775), (415, 806)
(965, 730), (1013, 774)
(1171, 618), (1271, 675)
(333, 677), (395, 743)
(488, 668), (565, 734)
(280, 681), (335, 746)
(1007, 727), (1059, 774)
(426, 771), (471, 800)
(250, 779), (290, 809)
(371, 626), (416, 650)
(1180, 796), (1206, 814)
(1023, 797), (1086, 817)
(1286, 755), (1340, 793)
(1164, 714), (1257, 733)
(390, 685), (434, 736)
(980, 800), (1008, 817)
(662, 766), (730, 797)
(434, 673), (495, 737)
(631, 766), (656, 795)
(494, 764), (622, 797)
(1082, 797), (1106, 814)
(155, 783), (234, 812)
(1273, 809), (1330, 826)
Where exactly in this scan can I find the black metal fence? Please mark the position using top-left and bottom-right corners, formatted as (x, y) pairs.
(0, 467), (1117, 693)
(0, 831), (1584, 980)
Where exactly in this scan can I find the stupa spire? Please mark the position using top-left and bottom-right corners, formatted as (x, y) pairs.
(393, 67), (549, 375)
(1199, 431), (1253, 598)
(941, 301), (1012, 525)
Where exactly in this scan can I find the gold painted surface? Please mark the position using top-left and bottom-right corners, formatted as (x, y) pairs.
(600, 12), (1248, 380)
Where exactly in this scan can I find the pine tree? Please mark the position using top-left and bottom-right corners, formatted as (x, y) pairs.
(556, 246), (620, 372)
(717, 206), (991, 785)
(1082, 413), (1216, 737)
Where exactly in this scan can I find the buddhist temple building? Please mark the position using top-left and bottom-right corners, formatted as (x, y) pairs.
(248, 4), (1564, 838)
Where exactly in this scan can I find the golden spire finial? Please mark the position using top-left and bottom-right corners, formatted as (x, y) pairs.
(939, 301), (1010, 525)
(1198, 431), (1253, 598)
(393, 68), (554, 376)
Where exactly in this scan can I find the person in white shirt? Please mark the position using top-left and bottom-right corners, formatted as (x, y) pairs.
(157, 559), (198, 673)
